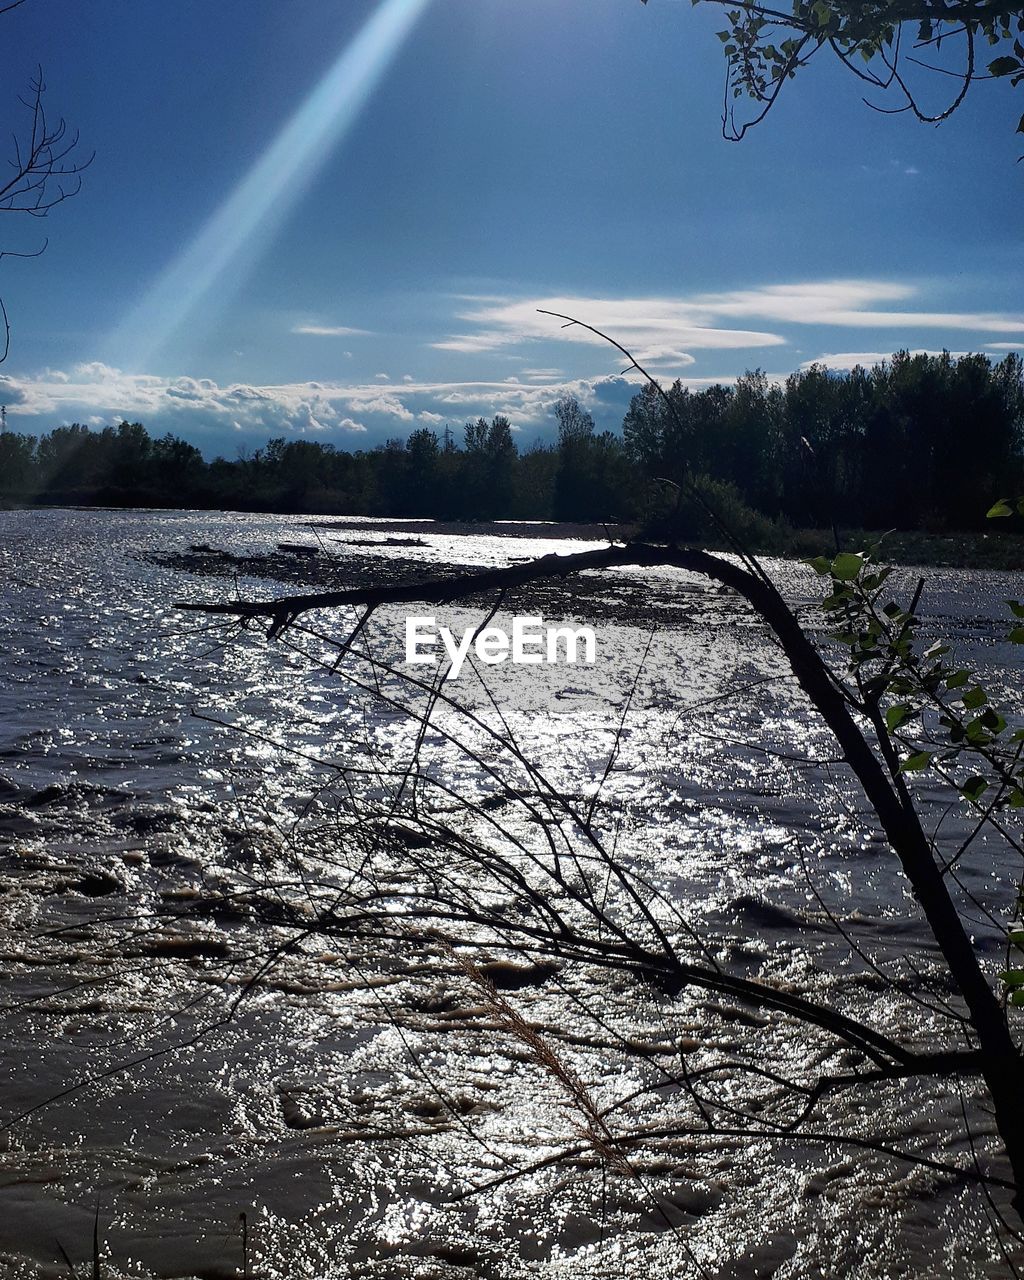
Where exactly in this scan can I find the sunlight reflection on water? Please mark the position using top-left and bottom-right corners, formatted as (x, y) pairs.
(0, 508), (1021, 1278)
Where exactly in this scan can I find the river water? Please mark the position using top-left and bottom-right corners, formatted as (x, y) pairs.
(0, 507), (1022, 1279)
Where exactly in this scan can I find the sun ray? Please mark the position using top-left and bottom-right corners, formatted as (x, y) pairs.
(109, 0), (433, 371)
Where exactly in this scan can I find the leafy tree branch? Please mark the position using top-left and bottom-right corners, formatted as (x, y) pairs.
(641, 1), (1024, 140)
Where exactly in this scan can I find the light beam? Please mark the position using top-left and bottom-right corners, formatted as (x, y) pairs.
(110, 0), (433, 370)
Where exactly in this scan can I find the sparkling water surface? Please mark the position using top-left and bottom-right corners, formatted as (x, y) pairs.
(0, 507), (1021, 1279)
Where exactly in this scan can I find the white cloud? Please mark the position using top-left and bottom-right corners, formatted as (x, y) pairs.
(800, 352), (899, 371)
(0, 374), (28, 405)
(0, 366), (382, 441)
(803, 349), (973, 371)
(705, 281), (1024, 332)
(0, 363), (654, 445)
(432, 281), (1024, 366)
(292, 323), (371, 337)
(352, 393), (414, 420)
(435, 295), (781, 364)
(75, 360), (125, 381)
(432, 329), (523, 355)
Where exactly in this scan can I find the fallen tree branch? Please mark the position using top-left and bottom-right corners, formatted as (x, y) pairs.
(178, 533), (1024, 1216)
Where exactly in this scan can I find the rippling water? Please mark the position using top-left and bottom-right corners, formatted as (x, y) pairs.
(1, 507), (1022, 1279)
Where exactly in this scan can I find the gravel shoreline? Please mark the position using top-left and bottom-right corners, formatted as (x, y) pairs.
(148, 520), (753, 631)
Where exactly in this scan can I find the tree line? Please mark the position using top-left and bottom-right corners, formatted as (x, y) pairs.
(2, 349), (1021, 533)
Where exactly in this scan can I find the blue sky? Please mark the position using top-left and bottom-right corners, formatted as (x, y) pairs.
(1, 0), (1022, 455)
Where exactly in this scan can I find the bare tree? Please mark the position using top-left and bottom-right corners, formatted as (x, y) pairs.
(0, 56), (91, 361)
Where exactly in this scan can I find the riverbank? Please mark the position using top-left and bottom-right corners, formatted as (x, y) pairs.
(14, 502), (1024, 569)
(780, 525), (1024, 571)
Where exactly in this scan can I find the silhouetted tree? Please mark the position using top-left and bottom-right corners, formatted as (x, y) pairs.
(553, 395), (597, 521)
(485, 415), (518, 519)
(0, 430), (34, 497)
(721, 369), (783, 512)
(152, 433), (204, 496)
(516, 442), (558, 520)
(460, 415), (519, 519)
(405, 427), (441, 516)
(35, 423), (94, 497)
(105, 421), (153, 495)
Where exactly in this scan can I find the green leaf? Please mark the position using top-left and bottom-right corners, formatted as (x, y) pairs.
(831, 552), (865, 581)
(805, 556), (832, 576)
(987, 499), (1013, 518)
(1008, 930), (1024, 948)
(945, 669), (970, 689)
(1010, 627), (1024, 644)
(901, 751), (932, 773)
(981, 708), (1007, 735)
(962, 686), (988, 710)
(885, 703), (913, 733)
(966, 717), (993, 746)
(988, 55), (1022, 76)
(1000, 969), (1024, 987)
(960, 775), (989, 803)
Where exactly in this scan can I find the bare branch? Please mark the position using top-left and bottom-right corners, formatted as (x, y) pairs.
(0, 68), (93, 217)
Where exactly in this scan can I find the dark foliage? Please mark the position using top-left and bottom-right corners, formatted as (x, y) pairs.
(2, 350), (1021, 531)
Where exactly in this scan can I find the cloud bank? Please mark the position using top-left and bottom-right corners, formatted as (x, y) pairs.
(0, 363), (660, 453)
